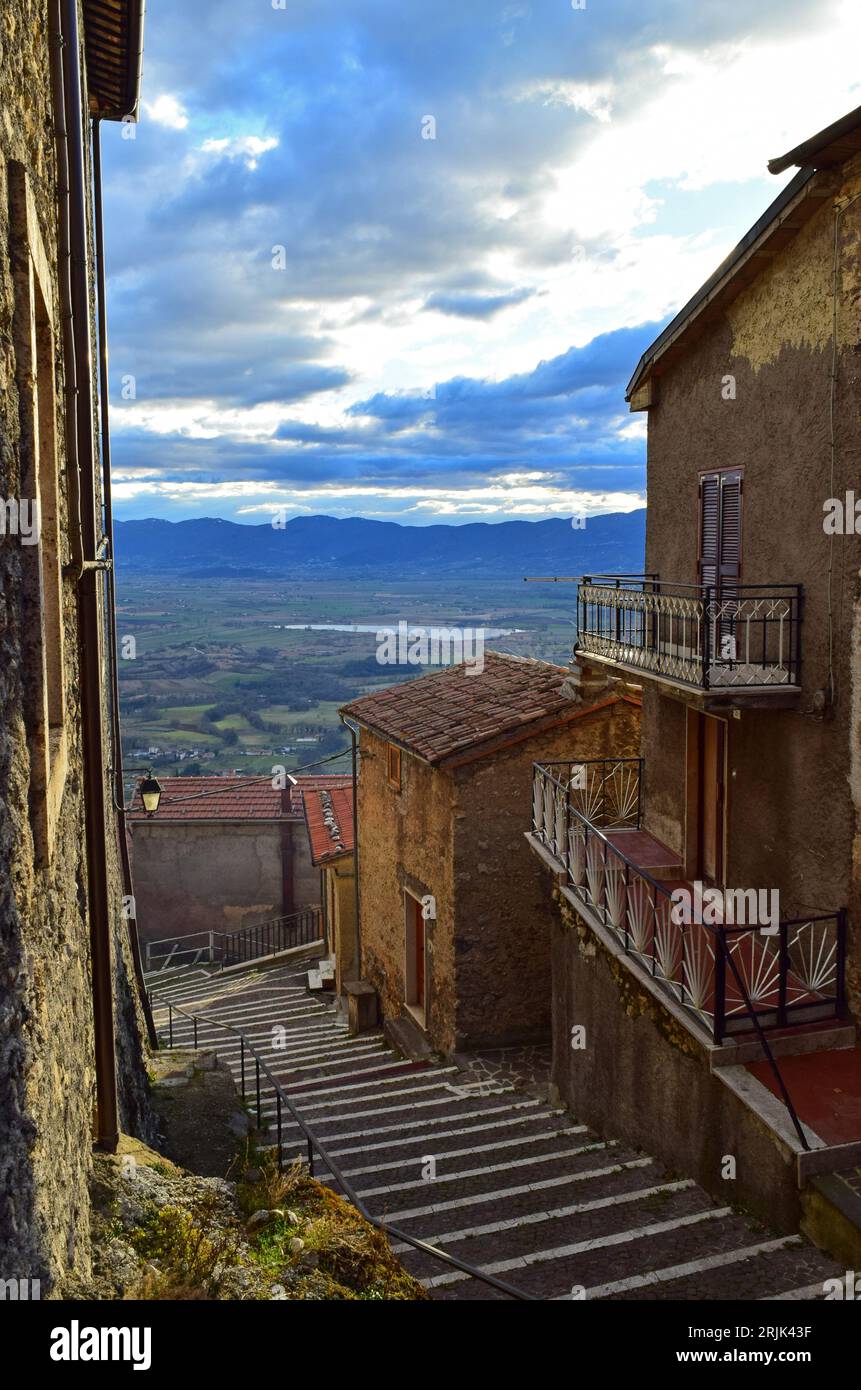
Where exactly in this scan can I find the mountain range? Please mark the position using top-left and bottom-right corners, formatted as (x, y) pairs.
(114, 512), (646, 579)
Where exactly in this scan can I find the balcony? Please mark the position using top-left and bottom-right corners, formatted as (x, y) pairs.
(575, 576), (802, 704)
(530, 759), (845, 1044)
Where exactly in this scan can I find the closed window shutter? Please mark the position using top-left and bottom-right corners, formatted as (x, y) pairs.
(700, 474), (720, 590)
(699, 471), (741, 592)
(718, 473), (741, 583)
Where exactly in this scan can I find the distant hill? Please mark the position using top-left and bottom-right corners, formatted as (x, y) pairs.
(114, 511), (646, 578)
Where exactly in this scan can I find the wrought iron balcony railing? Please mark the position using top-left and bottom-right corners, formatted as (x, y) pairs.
(531, 760), (845, 1053)
(576, 576), (802, 691)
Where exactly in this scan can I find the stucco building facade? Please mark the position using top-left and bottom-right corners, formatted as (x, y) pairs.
(127, 775), (341, 947)
(531, 106), (861, 1234)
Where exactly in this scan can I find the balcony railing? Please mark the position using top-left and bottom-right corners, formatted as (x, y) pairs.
(531, 760), (845, 1049)
(576, 576), (802, 691)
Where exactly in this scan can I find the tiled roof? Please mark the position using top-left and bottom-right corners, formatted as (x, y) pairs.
(288, 774), (353, 818)
(128, 776), (283, 822)
(340, 652), (581, 765)
(302, 784), (355, 865)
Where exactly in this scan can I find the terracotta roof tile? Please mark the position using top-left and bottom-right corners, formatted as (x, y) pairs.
(287, 774), (352, 817)
(302, 784), (355, 865)
(340, 651), (579, 764)
(128, 776), (283, 822)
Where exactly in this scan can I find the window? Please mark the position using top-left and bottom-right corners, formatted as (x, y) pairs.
(10, 164), (67, 857)
(386, 743), (402, 790)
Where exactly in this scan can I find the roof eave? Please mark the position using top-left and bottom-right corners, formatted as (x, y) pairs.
(626, 165), (829, 400)
(768, 102), (861, 175)
(85, 0), (146, 123)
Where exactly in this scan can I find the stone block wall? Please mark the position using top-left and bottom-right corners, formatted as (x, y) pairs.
(0, 0), (153, 1291)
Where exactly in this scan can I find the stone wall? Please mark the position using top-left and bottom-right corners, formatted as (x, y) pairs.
(356, 696), (640, 1054)
(0, 0), (153, 1291)
(452, 698), (641, 1050)
(356, 726), (457, 1050)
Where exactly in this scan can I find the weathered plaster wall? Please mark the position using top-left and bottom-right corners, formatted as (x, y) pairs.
(0, 0), (152, 1291)
(550, 895), (802, 1232)
(328, 857), (356, 994)
(643, 160), (861, 1008)
(129, 820), (301, 944)
(452, 699), (641, 1049)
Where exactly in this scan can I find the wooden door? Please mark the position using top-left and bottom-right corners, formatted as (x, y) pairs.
(415, 902), (425, 1010)
(407, 894), (425, 1011)
(699, 715), (726, 885)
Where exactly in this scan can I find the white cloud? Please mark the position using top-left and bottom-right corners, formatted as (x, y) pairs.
(199, 135), (279, 169)
(143, 94), (189, 129)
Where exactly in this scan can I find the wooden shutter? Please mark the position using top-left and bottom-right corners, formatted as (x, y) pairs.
(699, 470), (742, 593)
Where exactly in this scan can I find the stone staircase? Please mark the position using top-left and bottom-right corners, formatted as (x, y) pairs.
(147, 954), (841, 1301)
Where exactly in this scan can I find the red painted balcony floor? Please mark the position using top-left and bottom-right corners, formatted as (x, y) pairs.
(605, 829), (681, 874)
(747, 1047), (861, 1146)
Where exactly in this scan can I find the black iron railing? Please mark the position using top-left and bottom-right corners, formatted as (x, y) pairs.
(531, 759), (848, 1150)
(576, 575), (803, 690)
(161, 1001), (534, 1300)
(221, 908), (322, 968)
(145, 909), (324, 978)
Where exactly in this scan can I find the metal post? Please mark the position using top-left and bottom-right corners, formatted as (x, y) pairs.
(713, 934), (726, 1043)
(193, 1016), (198, 1048)
(168, 1005), (173, 1048)
(307, 1136), (314, 1176)
(777, 922), (789, 1029)
(255, 1059), (262, 1128)
(702, 584), (712, 688)
(276, 1094), (283, 1173)
(836, 909), (848, 1014)
(240, 1037), (246, 1099)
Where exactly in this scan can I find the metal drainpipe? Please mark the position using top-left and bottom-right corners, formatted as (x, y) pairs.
(340, 716), (362, 978)
(92, 118), (156, 1050)
(53, 0), (120, 1150)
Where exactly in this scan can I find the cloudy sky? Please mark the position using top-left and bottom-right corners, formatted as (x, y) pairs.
(102, 0), (861, 526)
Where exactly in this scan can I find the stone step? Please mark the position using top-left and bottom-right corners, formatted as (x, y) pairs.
(154, 954), (843, 1303)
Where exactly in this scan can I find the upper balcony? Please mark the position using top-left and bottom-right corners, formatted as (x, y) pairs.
(574, 576), (802, 707)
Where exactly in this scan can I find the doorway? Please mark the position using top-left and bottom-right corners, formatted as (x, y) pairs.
(698, 713), (726, 885)
(404, 890), (426, 1022)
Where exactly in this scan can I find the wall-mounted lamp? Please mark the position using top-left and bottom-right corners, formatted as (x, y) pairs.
(139, 773), (163, 817)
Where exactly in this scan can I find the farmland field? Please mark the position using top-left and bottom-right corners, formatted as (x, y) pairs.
(116, 572), (581, 792)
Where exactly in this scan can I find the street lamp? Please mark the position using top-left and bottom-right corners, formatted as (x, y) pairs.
(139, 773), (163, 817)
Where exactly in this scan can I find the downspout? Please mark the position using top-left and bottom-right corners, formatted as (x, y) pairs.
(51, 0), (120, 1150)
(92, 118), (156, 1049)
(340, 716), (362, 978)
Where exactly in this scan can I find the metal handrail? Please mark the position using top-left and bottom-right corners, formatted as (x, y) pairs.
(221, 907), (322, 969)
(145, 909), (324, 977)
(161, 1000), (535, 1300)
(532, 761), (839, 1152)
